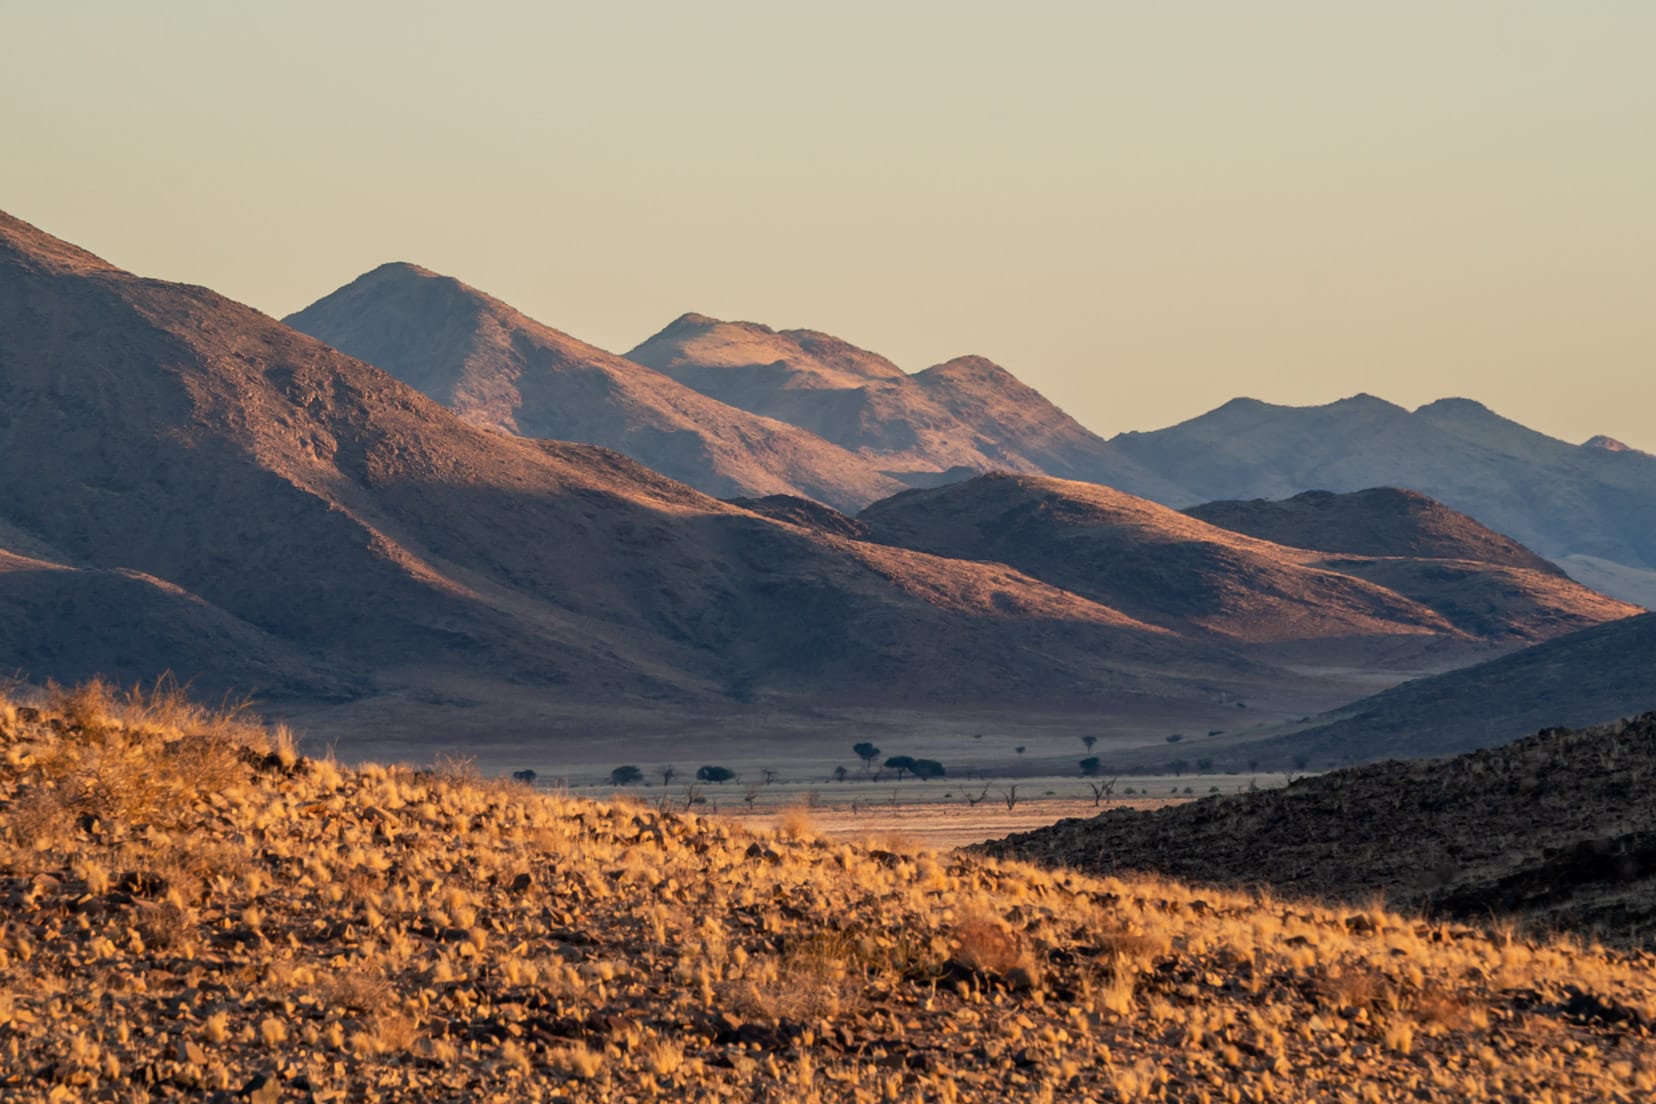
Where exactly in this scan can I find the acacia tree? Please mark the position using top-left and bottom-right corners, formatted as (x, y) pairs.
(910, 758), (945, 780)
(853, 742), (881, 772)
(609, 765), (644, 786)
(884, 755), (916, 780)
(696, 765), (736, 783)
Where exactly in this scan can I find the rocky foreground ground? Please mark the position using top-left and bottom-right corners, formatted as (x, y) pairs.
(2, 684), (1654, 1102)
(978, 713), (1656, 947)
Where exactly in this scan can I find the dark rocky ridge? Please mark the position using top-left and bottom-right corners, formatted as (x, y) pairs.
(723, 495), (871, 540)
(977, 712), (1656, 946)
(1253, 611), (1656, 763)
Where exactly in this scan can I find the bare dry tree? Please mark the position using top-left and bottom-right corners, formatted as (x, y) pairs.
(1088, 777), (1118, 806)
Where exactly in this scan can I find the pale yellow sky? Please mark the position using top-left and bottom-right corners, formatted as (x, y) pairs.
(4, 2), (1652, 448)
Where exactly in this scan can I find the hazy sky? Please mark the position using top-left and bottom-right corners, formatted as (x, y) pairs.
(4, 2), (1652, 448)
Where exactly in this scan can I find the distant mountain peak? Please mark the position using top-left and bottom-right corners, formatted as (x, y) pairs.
(1415, 396), (1494, 418)
(1186, 486), (1571, 580)
(1584, 434), (1649, 456)
(919, 354), (1010, 379)
(643, 312), (780, 344)
(367, 260), (442, 280)
(627, 317), (1186, 500)
(1329, 392), (1407, 413)
(1112, 394), (1656, 606)
(286, 272), (904, 510)
(860, 471), (1634, 649)
(1215, 396), (1271, 412)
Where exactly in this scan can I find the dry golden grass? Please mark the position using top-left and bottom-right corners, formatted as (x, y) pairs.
(1, 683), (1654, 1102)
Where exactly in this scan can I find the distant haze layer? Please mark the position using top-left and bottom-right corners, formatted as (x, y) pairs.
(2, 3), (1652, 451)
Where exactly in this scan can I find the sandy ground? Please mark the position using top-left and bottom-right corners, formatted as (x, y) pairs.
(726, 795), (1186, 851)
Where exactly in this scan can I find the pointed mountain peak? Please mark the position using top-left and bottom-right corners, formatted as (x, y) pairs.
(285, 262), (545, 359)
(640, 311), (779, 346)
(311, 260), (486, 303)
(286, 272), (904, 510)
(362, 260), (446, 282)
(920, 354), (1010, 379)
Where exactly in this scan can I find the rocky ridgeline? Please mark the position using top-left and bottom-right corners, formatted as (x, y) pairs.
(2, 685), (1655, 1102)
(979, 714), (1656, 947)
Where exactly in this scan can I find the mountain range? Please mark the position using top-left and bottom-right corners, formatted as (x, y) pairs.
(284, 265), (903, 512)
(0, 211), (1285, 750)
(289, 265), (1656, 614)
(623, 313), (1182, 499)
(1110, 395), (1656, 607)
(858, 475), (1631, 649)
(2, 208), (1650, 760)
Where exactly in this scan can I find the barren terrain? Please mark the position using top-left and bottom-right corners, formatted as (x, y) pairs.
(981, 712), (1656, 946)
(4, 684), (1654, 1102)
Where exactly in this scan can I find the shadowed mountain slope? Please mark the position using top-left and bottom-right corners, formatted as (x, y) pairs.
(1112, 395), (1656, 606)
(978, 712), (1656, 946)
(857, 474), (1634, 650)
(626, 313), (1183, 499)
(1183, 487), (1637, 642)
(0, 547), (339, 697)
(1186, 487), (1565, 577)
(1250, 611), (1656, 764)
(284, 267), (903, 512)
(723, 495), (871, 540)
(1, 211), (1286, 737)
